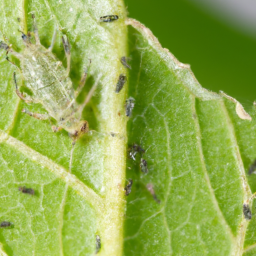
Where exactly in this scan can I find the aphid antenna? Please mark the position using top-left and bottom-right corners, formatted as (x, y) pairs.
(48, 24), (58, 52)
(6, 56), (18, 68)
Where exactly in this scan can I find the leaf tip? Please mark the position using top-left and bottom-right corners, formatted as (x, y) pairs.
(220, 91), (252, 121)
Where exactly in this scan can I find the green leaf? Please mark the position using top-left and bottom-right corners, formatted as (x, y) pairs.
(123, 19), (256, 256)
(0, 0), (127, 255)
(1, 1), (256, 256)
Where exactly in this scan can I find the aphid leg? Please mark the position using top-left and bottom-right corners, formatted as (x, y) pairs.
(62, 35), (71, 76)
(77, 74), (102, 117)
(48, 25), (57, 52)
(69, 141), (76, 173)
(22, 109), (49, 120)
(75, 60), (92, 98)
(51, 126), (63, 132)
(31, 14), (41, 45)
(13, 72), (33, 103)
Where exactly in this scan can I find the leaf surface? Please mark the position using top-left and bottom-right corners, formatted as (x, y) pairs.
(1, 1), (256, 256)
(123, 19), (256, 256)
(0, 0), (127, 255)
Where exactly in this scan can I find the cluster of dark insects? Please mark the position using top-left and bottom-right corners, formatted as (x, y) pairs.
(0, 11), (158, 253)
(125, 144), (161, 203)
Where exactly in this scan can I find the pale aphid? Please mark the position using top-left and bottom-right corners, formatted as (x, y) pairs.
(1, 14), (99, 141)
(0, 14), (100, 171)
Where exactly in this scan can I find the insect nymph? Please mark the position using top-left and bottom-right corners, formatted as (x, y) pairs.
(1, 14), (98, 142)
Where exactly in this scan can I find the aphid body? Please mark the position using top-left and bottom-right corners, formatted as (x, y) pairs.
(140, 158), (148, 174)
(120, 56), (131, 69)
(129, 143), (145, 161)
(243, 203), (252, 220)
(115, 74), (127, 93)
(100, 15), (119, 22)
(0, 221), (11, 228)
(95, 235), (101, 254)
(249, 159), (256, 175)
(19, 186), (35, 195)
(146, 183), (161, 204)
(125, 97), (135, 117)
(125, 179), (133, 196)
(0, 15), (97, 141)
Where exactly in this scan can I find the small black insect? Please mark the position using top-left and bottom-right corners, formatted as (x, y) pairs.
(115, 74), (127, 93)
(95, 235), (101, 254)
(120, 56), (131, 69)
(125, 179), (133, 196)
(129, 144), (145, 161)
(0, 221), (11, 228)
(100, 15), (119, 22)
(140, 158), (148, 174)
(243, 203), (252, 220)
(249, 159), (256, 175)
(146, 183), (161, 204)
(125, 97), (135, 117)
(19, 186), (35, 195)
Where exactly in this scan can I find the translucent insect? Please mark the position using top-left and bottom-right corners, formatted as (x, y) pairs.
(124, 179), (133, 196)
(125, 97), (135, 117)
(140, 158), (148, 174)
(100, 15), (119, 22)
(115, 74), (127, 93)
(19, 186), (35, 195)
(146, 183), (161, 204)
(243, 203), (252, 220)
(0, 221), (11, 228)
(128, 143), (145, 161)
(0, 14), (99, 144)
(95, 235), (101, 254)
(248, 159), (256, 175)
(120, 56), (131, 69)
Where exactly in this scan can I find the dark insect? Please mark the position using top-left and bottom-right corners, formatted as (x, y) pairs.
(115, 74), (127, 93)
(0, 41), (9, 50)
(19, 186), (35, 195)
(129, 143), (145, 161)
(120, 56), (131, 69)
(140, 158), (148, 174)
(125, 97), (135, 117)
(95, 235), (101, 254)
(100, 15), (119, 22)
(249, 159), (256, 175)
(0, 221), (11, 228)
(146, 183), (161, 204)
(125, 179), (133, 196)
(243, 203), (252, 220)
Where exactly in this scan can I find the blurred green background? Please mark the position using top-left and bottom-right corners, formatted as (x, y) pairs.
(125, 0), (256, 107)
